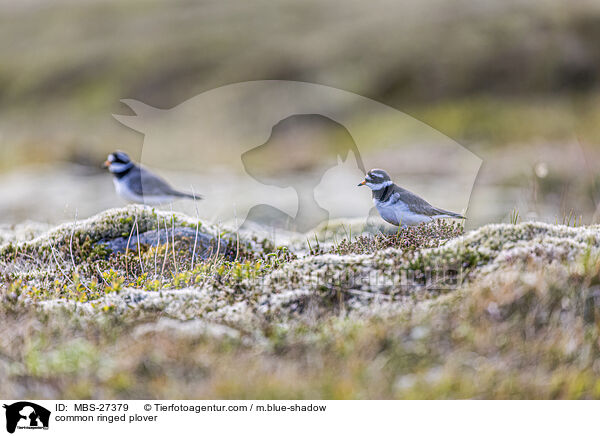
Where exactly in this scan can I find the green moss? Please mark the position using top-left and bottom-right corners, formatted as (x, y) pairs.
(4, 212), (600, 398)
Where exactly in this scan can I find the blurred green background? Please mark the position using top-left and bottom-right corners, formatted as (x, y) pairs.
(1, 0), (600, 225)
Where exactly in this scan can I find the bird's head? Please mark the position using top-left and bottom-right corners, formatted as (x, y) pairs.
(104, 151), (133, 174)
(358, 169), (393, 190)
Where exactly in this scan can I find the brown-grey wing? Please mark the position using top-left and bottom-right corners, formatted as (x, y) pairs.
(393, 189), (464, 218)
(391, 189), (440, 216)
(127, 166), (187, 197)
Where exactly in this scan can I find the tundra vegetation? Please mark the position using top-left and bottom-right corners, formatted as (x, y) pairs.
(1, 205), (600, 399)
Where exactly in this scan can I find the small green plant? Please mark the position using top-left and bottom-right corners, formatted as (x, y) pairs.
(172, 271), (192, 288)
(306, 234), (324, 256)
(102, 269), (125, 294)
(560, 209), (582, 227)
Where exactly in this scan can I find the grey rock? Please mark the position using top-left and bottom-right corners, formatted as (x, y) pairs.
(96, 226), (230, 260)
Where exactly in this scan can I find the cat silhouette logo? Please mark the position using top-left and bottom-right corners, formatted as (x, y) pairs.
(3, 402), (50, 433)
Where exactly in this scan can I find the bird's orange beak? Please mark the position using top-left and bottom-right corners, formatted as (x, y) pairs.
(357, 180), (366, 186)
(103, 160), (111, 168)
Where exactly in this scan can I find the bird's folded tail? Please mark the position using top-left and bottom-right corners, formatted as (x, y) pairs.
(432, 208), (466, 219)
(174, 190), (203, 200)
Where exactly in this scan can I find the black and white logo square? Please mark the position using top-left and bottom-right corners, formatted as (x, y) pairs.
(3, 402), (50, 434)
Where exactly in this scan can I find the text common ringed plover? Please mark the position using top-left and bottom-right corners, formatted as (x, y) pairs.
(104, 151), (201, 205)
(358, 169), (465, 226)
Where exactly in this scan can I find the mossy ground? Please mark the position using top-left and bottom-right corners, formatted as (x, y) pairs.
(1, 207), (600, 398)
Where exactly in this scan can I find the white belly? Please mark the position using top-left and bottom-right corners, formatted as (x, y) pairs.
(375, 199), (432, 227)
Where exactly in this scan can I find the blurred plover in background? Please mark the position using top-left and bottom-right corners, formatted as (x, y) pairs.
(104, 151), (201, 205)
(358, 169), (465, 226)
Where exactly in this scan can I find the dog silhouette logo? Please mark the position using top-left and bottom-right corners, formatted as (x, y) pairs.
(241, 113), (366, 233)
(3, 402), (50, 433)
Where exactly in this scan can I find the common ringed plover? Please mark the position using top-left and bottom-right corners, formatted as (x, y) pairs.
(358, 169), (465, 226)
(104, 151), (201, 205)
